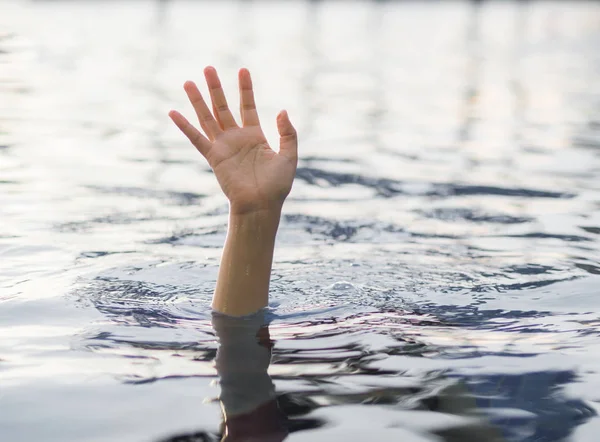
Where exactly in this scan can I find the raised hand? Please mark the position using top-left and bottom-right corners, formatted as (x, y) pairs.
(169, 67), (298, 215)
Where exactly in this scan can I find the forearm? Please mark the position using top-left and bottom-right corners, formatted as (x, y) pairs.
(212, 207), (282, 316)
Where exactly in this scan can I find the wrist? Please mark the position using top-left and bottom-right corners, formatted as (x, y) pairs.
(229, 201), (284, 219)
(228, 206), (282, 236)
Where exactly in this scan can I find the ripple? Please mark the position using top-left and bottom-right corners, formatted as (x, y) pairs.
(55, 212), (164, 232)
(85, 186), (206, 206)
(417, 208), (533, 224)
(296, 167), (576, 199)
(499, 233), (593, 242)
(580, 226), (600, 235)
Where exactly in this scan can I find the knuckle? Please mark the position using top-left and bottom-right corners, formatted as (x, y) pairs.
(281, 133), (297, 141)
(192, 133), (202, 144)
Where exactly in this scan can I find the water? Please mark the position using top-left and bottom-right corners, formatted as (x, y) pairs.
(1, 0), (600, 441)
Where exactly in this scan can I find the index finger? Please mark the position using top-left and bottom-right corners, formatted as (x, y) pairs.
(168, 110), (212, 158)
(183, 80), (221, 141)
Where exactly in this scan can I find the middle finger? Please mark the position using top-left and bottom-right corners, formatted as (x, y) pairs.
(204, 66), (238, 130)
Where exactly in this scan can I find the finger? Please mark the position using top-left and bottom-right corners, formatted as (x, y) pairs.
(238, 68), (260, 127)
(168, 110), (212, 158)
(183, 81), (221, 141)
(277, 110), (298, 160)
(204, 66), (238, 130)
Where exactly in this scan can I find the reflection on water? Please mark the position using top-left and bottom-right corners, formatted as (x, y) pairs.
(143, 307), (595, 442)
(1, 1), (600, 441)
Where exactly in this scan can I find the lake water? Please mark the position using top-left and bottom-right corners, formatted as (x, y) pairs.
(1, 1), (600, 441)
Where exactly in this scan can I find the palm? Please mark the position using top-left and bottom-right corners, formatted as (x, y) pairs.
(209, 127), (296, 210)
(169, 67), (298, 214)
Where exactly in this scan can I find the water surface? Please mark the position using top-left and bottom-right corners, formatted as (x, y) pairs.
(1, 1), (600, 441)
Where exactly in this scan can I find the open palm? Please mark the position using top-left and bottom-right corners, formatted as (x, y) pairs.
(169, 67), (298, 215)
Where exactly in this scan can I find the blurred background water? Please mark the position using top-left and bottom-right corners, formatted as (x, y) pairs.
(1, 0), (600, 441)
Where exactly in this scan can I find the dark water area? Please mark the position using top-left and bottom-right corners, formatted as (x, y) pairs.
(1, 1), (600, 441)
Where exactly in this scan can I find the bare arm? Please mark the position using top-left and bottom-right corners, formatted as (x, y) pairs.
(169, 67), (298, 317)
(213, 208), (281, 316)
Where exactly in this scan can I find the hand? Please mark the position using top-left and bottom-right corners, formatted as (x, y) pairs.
(169, 67), (298, 215)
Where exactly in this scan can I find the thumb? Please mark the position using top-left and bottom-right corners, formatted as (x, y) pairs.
(277, 110), (298, 160)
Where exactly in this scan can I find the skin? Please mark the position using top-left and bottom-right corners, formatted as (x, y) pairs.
(169, 66), (298, 317)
